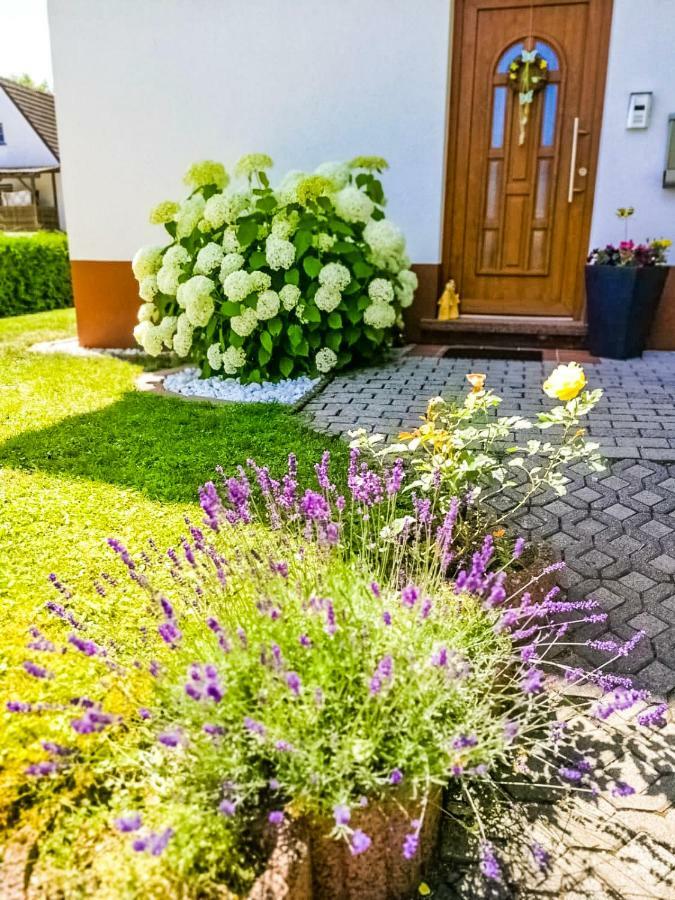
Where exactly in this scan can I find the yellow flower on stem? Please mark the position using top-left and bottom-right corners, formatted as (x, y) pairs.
(418, 883), (431, 896)
(542, 362), (586, 402)
(466, 373), (486, 394)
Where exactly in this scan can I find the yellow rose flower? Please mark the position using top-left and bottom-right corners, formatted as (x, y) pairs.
(542, 362), (586, 402)
(466, 373), (486, 394)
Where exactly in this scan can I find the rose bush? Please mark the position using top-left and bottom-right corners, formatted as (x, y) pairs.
(132, 155), (418, 382)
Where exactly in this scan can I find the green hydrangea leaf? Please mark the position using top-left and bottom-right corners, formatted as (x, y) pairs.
(303, 256), (322, 278)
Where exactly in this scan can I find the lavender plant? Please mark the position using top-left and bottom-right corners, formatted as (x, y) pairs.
(5, 447), (665, 896)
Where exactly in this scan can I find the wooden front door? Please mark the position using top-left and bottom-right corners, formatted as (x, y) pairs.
(443, 0), (612, 318)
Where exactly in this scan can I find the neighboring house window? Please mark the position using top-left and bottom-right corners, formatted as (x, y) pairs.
(0, 123), (5, 144)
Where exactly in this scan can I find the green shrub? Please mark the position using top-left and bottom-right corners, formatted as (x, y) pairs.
(0, 232), (73, 317)
(132, 155), (418, 382)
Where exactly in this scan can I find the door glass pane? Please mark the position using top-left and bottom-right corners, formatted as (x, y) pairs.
(491, 87), (507, 148)
(534, 41), (559, 71)
(541, 84), (558, 147)
(485, 160), (502, 220)
(497, 41), (525, 73)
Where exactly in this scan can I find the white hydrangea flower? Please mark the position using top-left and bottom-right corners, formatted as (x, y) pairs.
(132, 245), (164, 279)
(395, 268), (418, 308)
(204, 191), (249, 229)
(314, 285), (342, 313)
(222, 270), (253, 303)
(222, 227), (241, 253)
(314, 160), (350, 189)
(186, 293), (215, 328)
(176, 193), (206, 238)
(157, 316), (178, 348)
(275, 170), (305, 205)
(271, 209), (300, 239)
(315, 347), (338, 373)
(219, 252), (245, 281)
(133, 321), (163, 356)
(363, 218), (407, 272)
(368, 278), (395, 304)
(279, 283), (301, 311)
(156, 264), (181, 296)
(364, 300), (396, 329)
(173, 314), (194, 357)
(249, 271), (272, 293)
(265, 235), (295, 271)
(313, 232), (336, 252)
(222, 345), (247, 374)
(137, 302), (156, 323)
(207, 343), (222, 370)
(256, 289), (280, 320)
(194, 242), (224, 275)
(230, 307), (258, 337)
(318, 262), (351, 291)
(333, 186), (374, 224)
(138, 275), (159, 303)
(163, 245), (190, 269)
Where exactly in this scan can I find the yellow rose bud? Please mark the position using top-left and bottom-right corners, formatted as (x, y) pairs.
(542, 362), (587, 402)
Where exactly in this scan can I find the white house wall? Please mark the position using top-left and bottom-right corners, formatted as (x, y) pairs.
(48, 0), (453, 263)
(0, 89), (58, 169)
(49, 0), (674, 268)
(591, 0), (675, 248)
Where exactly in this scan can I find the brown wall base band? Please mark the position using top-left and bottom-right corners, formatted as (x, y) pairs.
(70, 260), (674, 351)
(71, 260), (140, 348)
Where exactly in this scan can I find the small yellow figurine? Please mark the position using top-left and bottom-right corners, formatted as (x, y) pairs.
(437, 279), (460, 320)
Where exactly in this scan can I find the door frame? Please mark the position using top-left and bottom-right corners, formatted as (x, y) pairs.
(440, 0), (614, 321)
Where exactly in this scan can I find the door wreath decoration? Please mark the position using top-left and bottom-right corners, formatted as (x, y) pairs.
(507, 49), (549, 145)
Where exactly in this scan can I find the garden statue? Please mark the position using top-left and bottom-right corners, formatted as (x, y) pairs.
(437, 279), (460, 320)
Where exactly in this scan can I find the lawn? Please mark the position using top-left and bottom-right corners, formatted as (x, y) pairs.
(0, 308), (347, 775)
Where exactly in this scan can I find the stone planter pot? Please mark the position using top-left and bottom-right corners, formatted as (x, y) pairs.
(585, 264), (669, 359)
(248, 790), (442, 900)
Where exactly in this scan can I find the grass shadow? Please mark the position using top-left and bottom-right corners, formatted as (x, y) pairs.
(0, 389), (347, 503)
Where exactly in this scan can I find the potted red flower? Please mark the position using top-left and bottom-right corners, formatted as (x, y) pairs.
(585, 208), (671, 359)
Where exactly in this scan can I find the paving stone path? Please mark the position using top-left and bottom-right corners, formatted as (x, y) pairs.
(303, 350), (675, 898)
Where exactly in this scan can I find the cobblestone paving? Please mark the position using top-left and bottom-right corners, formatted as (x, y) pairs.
(303, 350), (675, 898)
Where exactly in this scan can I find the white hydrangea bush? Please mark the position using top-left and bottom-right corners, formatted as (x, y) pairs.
(131, 154), (418, 382)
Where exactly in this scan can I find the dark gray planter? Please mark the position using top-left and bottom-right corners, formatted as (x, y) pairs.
(585, 265), (669, 359)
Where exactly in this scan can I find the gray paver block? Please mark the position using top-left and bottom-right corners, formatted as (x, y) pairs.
(605, 503), (637, 521)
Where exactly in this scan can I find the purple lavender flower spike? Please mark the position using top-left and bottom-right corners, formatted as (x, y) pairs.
(382, 610), (392, 626)
(521, 668), (545, 694)
(299, 489), (331, 523)
(401, 585), (419, 608)
(389, 768), (403, 785)
(513, 536), (526, 559)
(285, 671), (301, 696)
(157, 730), (182, 748)
(7, 701), (32, 713)
(558, 766), (584, 783)
(299, 634), (312, 648)
(26, 760), (59, 777)
(158, 620), (182, 646)
(315, 451), (333, 491)
(452, 734), (478, 750)
(479, 841), (502, 882)
(370, 581), (381, 598)
(199, 481), (223, 531)
(23, 660), (52, 679)
(350, 829), (372, 856)
(530, 841), (550, 872)
(268, 811), (284, 826)
(637, 703), (668, 728)
(219, 798), (237, 816)
(402, 831), (419, 860)
(244, 716), (266, 737)
(611, 781), (635, 797)
(115, 813), (142, 833)
(503, 720), (519, 744)
(386, 458), (405, 495)
(333, 804), (351, 826)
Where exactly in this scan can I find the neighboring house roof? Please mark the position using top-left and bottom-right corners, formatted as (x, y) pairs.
(0, 78), (59, 160)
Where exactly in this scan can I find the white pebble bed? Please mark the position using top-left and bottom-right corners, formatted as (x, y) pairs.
(163, 368), (320, 405)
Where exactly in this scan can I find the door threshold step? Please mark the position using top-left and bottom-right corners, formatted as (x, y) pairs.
(419, 316), (587, 350)
(420, 315), (587, 336)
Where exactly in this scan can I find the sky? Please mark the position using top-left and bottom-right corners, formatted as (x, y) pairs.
(0, 0), (53, 88)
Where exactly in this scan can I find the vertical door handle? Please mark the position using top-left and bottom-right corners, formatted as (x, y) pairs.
(568, 117), (580, 203)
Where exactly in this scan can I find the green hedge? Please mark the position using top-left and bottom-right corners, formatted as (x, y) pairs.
(0, 232), (73, 317)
